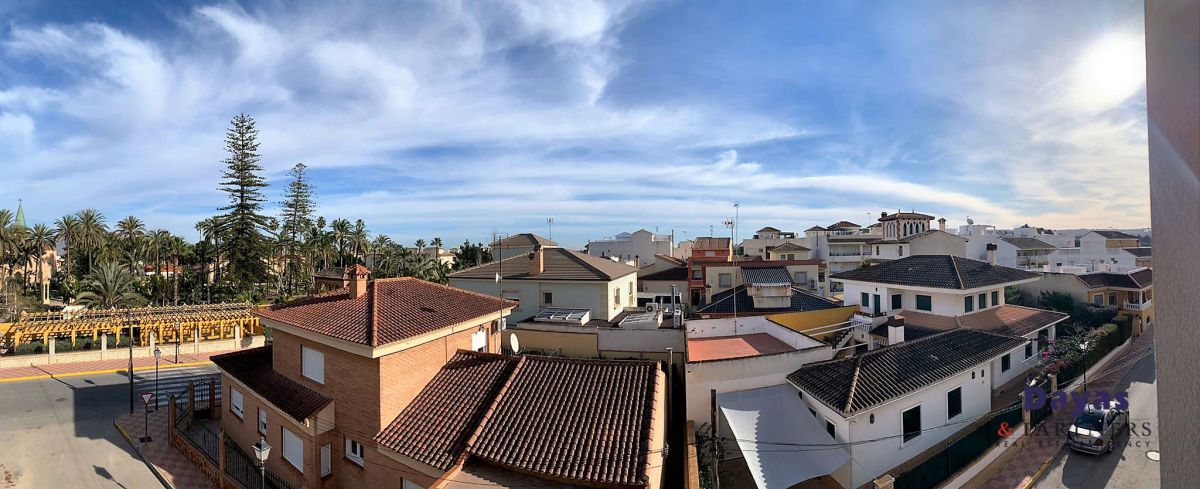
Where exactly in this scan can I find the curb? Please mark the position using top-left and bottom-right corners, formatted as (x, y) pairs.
(0, 360), (214, 384)
(114, 417), (175, 489)
(1021, 448), (1061, 489)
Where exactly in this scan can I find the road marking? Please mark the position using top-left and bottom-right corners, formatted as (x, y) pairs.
(0, 360), (214, 384)
(1146, 450), (1159, 461)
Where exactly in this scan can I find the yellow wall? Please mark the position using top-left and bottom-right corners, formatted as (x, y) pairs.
(766, 306), (857, 337)
(511, 328), (599, 357)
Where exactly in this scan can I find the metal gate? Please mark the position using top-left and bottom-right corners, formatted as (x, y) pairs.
(193, 378), (213, 419)
(1029, 378), (1053, 428)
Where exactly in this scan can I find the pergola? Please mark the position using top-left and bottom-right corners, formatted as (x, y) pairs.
(5, 303), (261, 348)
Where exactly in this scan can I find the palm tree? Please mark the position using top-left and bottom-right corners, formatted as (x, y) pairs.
(25, 223), (54, 291)
(167, 236), (190, 305)
(76, 262), (146, 309)
(75, 209), (108, 275)
(351, 219), (370, 264)
(148, 229), (170, 277)
(370, 235), (392, 269)
(115, 216), (146, 272)
(330, 219), (351, 266)
(53, 214), (80, 280)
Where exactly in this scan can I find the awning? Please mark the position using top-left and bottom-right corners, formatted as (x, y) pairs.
(719, 385), (850, 489)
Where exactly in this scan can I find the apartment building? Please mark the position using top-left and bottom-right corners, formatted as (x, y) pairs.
(695, 261), (841, 318)
(687, 237), (733, 306)
(1042, 230), (1149, 272)
(449, 245), (638, 323)
(586, 229), (675, 267)
(869, 212), (966, 260)
(739, 226), (804, 259)
(767, 242), (812, 260)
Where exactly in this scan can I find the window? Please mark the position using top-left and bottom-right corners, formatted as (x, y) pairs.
(1093, 294), (1104, 305)
(542, 292), (553, 305)
(1001, 354), (1011, 372)
(916, 295), (932, 311)
(320, 444), (331, 477)
(978, 293), (987, 309)
(692, 269), (703, 280)
(902, 405), (922, 443)
(704, 251), (716, 257)
(471, 329), (487, 352)
(718, 273), (732, 288)
(826, 420), (836, 439)
(345, 438), (365, 466)
(403, 480), (426, 489)
(947, 387), (963, 420)
(964, 296), (974, 313)
(875, 246), (880, 255)
(861, 292), (870, 307)
(230, 388), (244, 419)
(794, 271), (808, 284)
(898, 245), (904, 256)
(1108, 293), (1117, 306)
(891, 294), (902, 310)
(991, 291), (999, 307)
(1025, 342), (1034, 359)
(282, 428), (304, 473)
(257, 408), (267, 434)
(614, 287), (621, 307)
(302, 346), (324, 384)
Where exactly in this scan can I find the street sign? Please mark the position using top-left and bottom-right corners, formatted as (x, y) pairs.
(140, 392), (154, 406)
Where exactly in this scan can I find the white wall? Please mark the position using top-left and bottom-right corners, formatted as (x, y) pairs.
(840, 282), (1009, 317)
(587, 231), (673, 267)
(450, 275), (634, 322)
(687, 347), (832, 423)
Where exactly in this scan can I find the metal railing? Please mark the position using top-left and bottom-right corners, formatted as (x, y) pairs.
(224, 435), (297, 489)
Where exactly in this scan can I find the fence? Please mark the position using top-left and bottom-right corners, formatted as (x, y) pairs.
(224, 434), (297, 489)
(893, 402), (1023, 489)
(1028, 378), (1053, 428)
(1055, 319), (1133, 386)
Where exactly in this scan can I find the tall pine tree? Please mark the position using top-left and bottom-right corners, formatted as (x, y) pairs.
(279, 162), (316, 294)
(217, 114), (271, 293)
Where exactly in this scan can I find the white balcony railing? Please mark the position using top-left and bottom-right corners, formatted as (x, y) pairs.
(1123, 300), (1152, 311)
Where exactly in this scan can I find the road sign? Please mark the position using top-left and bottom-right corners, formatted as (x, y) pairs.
(140, 392), (154, 406)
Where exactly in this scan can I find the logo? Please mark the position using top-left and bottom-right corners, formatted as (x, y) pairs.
(997, 422), (1014, 437)
(1023, 386), (1129, 417)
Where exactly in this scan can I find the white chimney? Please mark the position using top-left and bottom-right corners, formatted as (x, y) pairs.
(529, 245), (545, 275)
(938, 218), (946, 232)
(986, 243), (998, 265)
(888, 316), (906, 345)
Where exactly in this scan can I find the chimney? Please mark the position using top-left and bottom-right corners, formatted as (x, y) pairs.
(529, 245), (545, 275)
(880, 211), (888, 219)
(986, 243), (998, 265)
(938, 218), (946, 232)
(888, 315), (906, 345)
(349, 264), (370, 298)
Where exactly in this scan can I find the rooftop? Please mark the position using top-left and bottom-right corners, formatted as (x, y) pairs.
(687, 332), (796, 362)
(742, 267), (794, 286)
(256, 277), (514, 347)
(1121, 247), (1153, 257)
(450, 247), (637, 281)
(898, 304), (1069, 337)
(1091, 230), (1139, 240)
(639, 265), (688, 281)
(1001, 237), (1056, 250)
(493, 233), (557, 248)
(1077, 268), (1153, 289)
(828, 220), (861, 229)
(698, 285), (842, 315)
(770, 242), (810, 252)
(878, 212), (934, 222)
(694, 237), (732, 250)
(830, 255), (1040, 290)
(787, 329), (1024, 416)
(211, 346), (332, 422)
(376, 351), (661, 487)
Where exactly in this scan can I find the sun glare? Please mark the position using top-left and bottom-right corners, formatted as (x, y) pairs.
(1070, 32), (1146, 112)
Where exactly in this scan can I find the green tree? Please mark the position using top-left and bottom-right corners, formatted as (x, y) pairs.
(452, 240), (493, 270)
(217, 114), (271, 293)
(1038, 291), (1075, 314)
(75, 209), (107, 275)
(25, 223), (54, 289)
(76, 262), (146, 309)
(53, 214), (79, 280)
(279, 162), (316, 294)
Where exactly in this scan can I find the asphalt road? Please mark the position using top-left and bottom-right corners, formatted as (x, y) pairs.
(1032, 347), (1160, 489)
(0, 365), (220, 489)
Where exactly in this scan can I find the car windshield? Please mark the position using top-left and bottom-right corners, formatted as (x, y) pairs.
(1074, 412), (1105, 432)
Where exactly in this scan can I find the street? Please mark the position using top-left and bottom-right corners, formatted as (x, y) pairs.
(1032, 346), (1160, 489)
(0, 364), (220, 489)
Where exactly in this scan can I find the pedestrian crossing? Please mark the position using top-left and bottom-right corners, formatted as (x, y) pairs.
(133, 365), (223, 406)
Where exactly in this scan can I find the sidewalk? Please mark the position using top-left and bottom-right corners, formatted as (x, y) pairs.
(115, 409), (217, 489)
(963, 327), (1155, 489)
(0, 350), (229, 382)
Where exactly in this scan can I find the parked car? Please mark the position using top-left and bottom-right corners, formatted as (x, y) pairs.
(1066, 402), (1129, 454)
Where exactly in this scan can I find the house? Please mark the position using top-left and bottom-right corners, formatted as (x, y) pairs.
(964, 236), (1057, 269)
(216, 271), (515, 489)
(491, 233), (557, 260)
(695, 262), (841, 319)
(766, 242), (812, 261)
(869, 212), (966, 261)
(637, 255), (688, 306)
(1083, 230), (1142, 249)
(586, 229), (675, 267)
(1018, 268), (1154, 332)
(1122, 247), (1153, 268)
(674, 239), (693, 259)
(831, 254), (1066, 383)
(449, 245), (638, 323)
(739, 226), (803, 259)
(378, 351), (667, 489)
(687, 237), (733, 306)
(703, 260), (824, 299)
(505, 306), (685, 362)
(1042, 230), (1146, 272)
(782, 329), (1026, 488)
(312, 266), (361, 294)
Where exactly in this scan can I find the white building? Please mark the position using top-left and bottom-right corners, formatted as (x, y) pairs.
(449, 245), (638, 323)
(1044, 230), (1146, 272)
(739, 226), (805, 259)
(586, 229), (675, 267)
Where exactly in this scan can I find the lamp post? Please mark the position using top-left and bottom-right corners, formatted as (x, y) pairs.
(127, 310), (135, 415)
(153, 346), (161, 411)
(253, 437), (271, 489)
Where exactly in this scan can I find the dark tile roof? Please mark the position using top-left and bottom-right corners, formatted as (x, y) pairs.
(878, 212), (934, 221)
(742, 267), (793, 286)
(805, 226), (827, 232)
(211, 346), (332, 422)
(1121, 247), (1152, 257)
(378, 351), (661, 486)
(828, 221), (862, 229)
(830, 255), (1039, 290)
(256, 277), (515, 347)
(1001, 237), (1056, 250)
(868, 323), (942, 341)
(698, 285), (841, 315)
(639, 266), (688, 281)
(450, 247), (637, 281)
(770, 242), (810, 252)
(756, 226), (782, 233)
(375, 352), (520, 470)
(494, 233), (557, 248)
(787, 329), (1024, 416)
(1091, 230), (1139, 240)
(899, 305), (1068, 337)
(1077, 269), (1153, 289)
(653, 254), (686, 266)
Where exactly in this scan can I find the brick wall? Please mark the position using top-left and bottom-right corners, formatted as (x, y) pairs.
(220, 372), (315, 489)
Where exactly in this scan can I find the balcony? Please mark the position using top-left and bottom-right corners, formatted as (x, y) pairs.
(1122, 300), (1152, 311)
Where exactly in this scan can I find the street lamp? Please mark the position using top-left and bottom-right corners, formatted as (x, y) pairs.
(253, 437), (272, 489)
(127, 310), (135, 415)
(153, 346), (162, 411)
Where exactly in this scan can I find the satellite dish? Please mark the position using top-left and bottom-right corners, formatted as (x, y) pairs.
(509, 333), (520, 354)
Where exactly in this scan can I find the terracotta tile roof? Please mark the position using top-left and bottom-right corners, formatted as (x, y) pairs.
(687, 333), (795, 362)
(256, 278), (515, 347)
(805, 226), (827, 232)
(1077, 269), (1153, 289)
(787, 329), (1024, 416)
(375, 352), (519, 470)
(899, 305), (1068, 337)
(769, 242), (810, 252)
(831, 255), (1039, 290)
(450, 247), (636, 282)
(377, 352), (661, 487)
(494, 233), (557, 248)
(693, 237), (731, 250)
(211, 346), (332, 422)
(756, 226), (782, 233)
(828, 221), (861, 229)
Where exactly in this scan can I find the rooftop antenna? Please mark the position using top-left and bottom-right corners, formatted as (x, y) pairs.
(546, 217), (554, 240)
(724, 202), (740, 333)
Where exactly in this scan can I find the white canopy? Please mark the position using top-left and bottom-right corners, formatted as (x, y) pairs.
(719, 385), (851, 489)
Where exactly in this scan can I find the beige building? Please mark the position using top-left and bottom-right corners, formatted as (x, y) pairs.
(491, 233), (557, 260)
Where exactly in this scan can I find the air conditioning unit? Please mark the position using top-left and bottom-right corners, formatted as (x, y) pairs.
(645, 303), (658, 313)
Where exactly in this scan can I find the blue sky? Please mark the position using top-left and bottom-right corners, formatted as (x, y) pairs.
(0, 0), (1148, 248)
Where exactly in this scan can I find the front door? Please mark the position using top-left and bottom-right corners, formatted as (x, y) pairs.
(873, 294), (881, 315)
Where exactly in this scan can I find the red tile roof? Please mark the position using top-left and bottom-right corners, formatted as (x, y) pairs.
(256, 278), (516, 347)
(211, 346), (332, 422)
(687, 333), (796, 362)
(376, 351), (662, 487)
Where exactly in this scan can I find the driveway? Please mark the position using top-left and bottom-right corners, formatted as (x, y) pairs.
(0, 365), (220, 488)
(1031, 347), (1159, 489)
